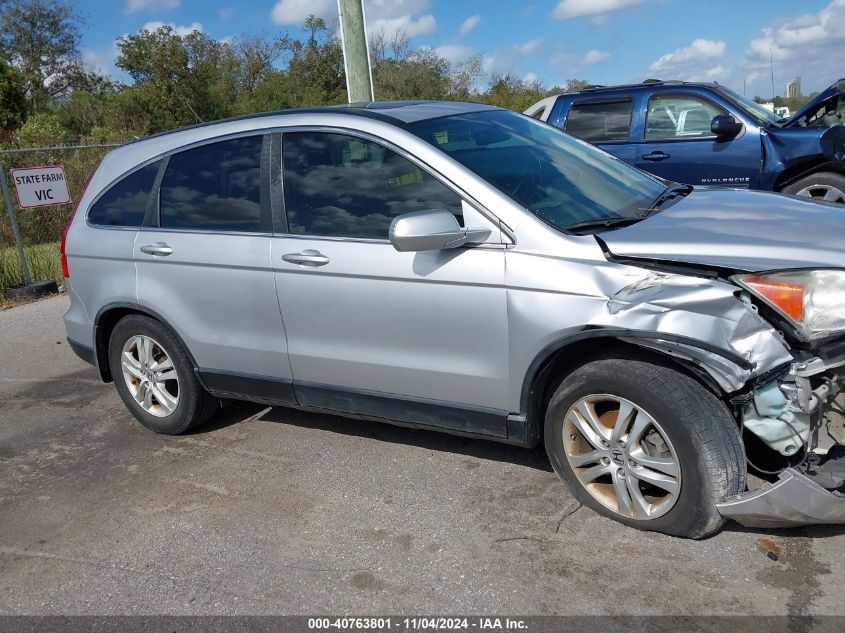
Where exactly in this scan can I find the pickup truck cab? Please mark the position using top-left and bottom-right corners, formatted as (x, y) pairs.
(527, 79), (845, 204)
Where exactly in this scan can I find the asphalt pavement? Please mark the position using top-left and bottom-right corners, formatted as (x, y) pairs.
(0, 295), (843, 615)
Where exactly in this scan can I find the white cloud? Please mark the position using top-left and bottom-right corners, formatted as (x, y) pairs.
(82, 41), (121, 76)
(141, 21), (204, 36)
(524, 72), (539, 83)
(744, 0), (845, 93)
(553, 0), (642, 21)
(459, 14), (480, 35)
(368, 14), (436, 39)
(270, 0), (437, 40)
(124, 0), (179, 14)
(271, 0), (335, 25)
(435, 44), (473, 62)
(218, 7), (235, 23)
(583, 49), (612, 64)
(516, 38), (543, 55)
(649, 38), (726, 76)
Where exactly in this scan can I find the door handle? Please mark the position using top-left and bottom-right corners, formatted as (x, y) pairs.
(282, 249), (330, 267)
(140, 242), (173, 256)
(641, 151), (670, 161)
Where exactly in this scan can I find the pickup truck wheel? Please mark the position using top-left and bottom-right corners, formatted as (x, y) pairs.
(109, 314), (218, 435)
(782, 172), (845, 204)
(544, 358), (746, 539)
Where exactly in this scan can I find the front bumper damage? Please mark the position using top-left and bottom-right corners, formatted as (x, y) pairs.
(716, 353), (845, 528)
(717, 466), (845, 528)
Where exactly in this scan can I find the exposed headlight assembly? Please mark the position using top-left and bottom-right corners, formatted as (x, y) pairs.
(733, 269), (845, 340)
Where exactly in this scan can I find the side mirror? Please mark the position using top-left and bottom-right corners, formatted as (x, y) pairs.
(389, 209), (491, 252)
(711, 115), (743, 138)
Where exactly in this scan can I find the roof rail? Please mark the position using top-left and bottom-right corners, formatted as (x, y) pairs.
(563, 78), (708, 94)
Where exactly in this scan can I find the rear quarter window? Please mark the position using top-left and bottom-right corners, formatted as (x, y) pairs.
(87, 161), (160, 227)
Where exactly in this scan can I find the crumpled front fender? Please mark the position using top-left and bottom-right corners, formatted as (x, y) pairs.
(591, 271), (794, 392)
(760, 124), (845, 190)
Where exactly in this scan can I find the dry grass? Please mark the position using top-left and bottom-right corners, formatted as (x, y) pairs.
(0, 241), (62, 300)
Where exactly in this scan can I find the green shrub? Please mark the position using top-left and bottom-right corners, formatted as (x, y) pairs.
(0, 241), (62, 298)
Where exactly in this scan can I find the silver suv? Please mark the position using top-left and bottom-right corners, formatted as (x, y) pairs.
(63, 102), (845, 538)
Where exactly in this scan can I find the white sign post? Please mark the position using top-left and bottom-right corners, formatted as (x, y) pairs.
(10, 165), (71, 208)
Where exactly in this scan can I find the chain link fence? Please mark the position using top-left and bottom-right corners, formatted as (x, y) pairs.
(0, 143), (120, 299)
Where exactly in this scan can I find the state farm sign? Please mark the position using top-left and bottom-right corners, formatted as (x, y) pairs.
(11, 166), (72, 208)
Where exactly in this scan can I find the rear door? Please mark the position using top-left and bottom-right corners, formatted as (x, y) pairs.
(561, 96), (638, 165)
(634, 91), (761, 188)
(135, 134), (295, 402)
(271, 129), (510, 437)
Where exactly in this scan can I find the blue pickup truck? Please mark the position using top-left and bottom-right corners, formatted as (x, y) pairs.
(527, 79), (845, 204)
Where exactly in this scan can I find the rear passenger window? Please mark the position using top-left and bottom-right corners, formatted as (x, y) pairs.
(282, 132), (462, 239)
(88, 161), (160, 227)
(160, 136), (263, 232)
(565, 99), (633, 143)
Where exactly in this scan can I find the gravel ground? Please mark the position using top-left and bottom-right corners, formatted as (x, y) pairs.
(0, 295), (843, 616)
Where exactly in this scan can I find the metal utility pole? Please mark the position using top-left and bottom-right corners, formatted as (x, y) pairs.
(0, 163), (31, 286)
(337, 0), (375, 103)
(770, 48), (775, 101)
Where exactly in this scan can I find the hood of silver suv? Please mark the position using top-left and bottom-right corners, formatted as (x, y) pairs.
(600, 188), (845, 272)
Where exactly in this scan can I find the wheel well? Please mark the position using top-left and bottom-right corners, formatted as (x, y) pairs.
(524, 337), (729, 447)
(94, 305), (192, 383)
(774, 159), (845, 192)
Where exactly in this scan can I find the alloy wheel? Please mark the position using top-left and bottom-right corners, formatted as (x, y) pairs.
(562, 394), (681, 520)
(120, 335), (180, 417)
(796, 183), (845, 204)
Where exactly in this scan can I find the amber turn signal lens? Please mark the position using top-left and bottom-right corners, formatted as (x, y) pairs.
(742, 275), (805, 322)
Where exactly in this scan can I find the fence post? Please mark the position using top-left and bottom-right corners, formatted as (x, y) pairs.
(0, 163), (31, 287)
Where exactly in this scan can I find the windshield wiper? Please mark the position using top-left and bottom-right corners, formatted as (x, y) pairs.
(563, 216), (643, 234)
(641, 182), (693, 216)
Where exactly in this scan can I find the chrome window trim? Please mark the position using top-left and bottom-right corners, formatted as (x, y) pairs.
(86, 123), (516, 243)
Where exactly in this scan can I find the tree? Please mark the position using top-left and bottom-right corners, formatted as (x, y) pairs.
(116, 25), (239, 130)
(447, 54), (485, 100)
(370, 30), (450, 101)
(0, 58), (27, 133)
(0, 0), (84, 112)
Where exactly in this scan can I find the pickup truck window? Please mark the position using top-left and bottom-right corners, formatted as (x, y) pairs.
(716, 86), (782, 126)
(565, 98), (633, 143)
(645, 94), (726, 140)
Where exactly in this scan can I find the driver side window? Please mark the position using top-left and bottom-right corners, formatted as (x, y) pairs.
(281, 132), (463, 239)
(645, 94), (726, 140)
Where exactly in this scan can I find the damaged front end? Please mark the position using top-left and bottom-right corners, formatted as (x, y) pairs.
(596, 267), (845, 528)
(716, 354), (845, 528)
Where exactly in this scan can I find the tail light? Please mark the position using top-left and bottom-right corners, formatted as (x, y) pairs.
(61, 172), (94, 278)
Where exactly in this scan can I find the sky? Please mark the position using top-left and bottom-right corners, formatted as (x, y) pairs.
(79, 0), (845, 99)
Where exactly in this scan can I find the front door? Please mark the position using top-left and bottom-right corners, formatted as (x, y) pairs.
(272, 130), (510, 437)
(634, 92), (761, 188)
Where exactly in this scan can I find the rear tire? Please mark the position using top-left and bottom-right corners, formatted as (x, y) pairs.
(544, 358), (746, 539)
(781, 171), (845, 204)
(109, 315), (217, 435)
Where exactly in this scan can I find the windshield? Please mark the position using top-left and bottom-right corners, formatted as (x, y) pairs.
(406, 110), (666, 232)
(716, 86), (782, 126)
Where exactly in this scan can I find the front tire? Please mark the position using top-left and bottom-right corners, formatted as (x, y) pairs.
(109, 315), (217, 435)
(544, 358), (746, 539)
(781, 171), (845, 204)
